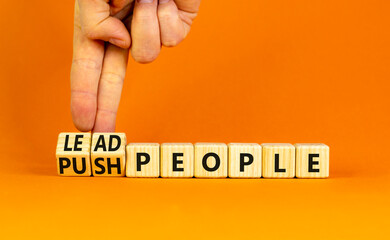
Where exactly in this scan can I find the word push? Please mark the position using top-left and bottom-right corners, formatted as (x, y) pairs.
(56, 133), (329, 178)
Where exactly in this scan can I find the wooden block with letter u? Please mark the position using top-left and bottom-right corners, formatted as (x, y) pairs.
(295, 143), (329, 178)
(194, 143), (228, 178)
(56, 132), (92, 176)
(262, 143), (295, 178)
(126, 143), (160, 177)
(91, 133), (126, 176)
(161, 143), (194, 178)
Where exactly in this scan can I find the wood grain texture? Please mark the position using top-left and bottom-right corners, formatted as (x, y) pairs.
(262, 143), (295, 178)
(194, 143), (228, 178)
(295, 143), (329, 178)
(228, 143), (262, 178)
(161, 143), (194, 178)
(56, 132), (91, 176)
(126, 143), (160, 177)
(91, 133), (126, 177)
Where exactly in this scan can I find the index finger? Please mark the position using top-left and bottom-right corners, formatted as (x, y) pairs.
(71, 0), (104, 131)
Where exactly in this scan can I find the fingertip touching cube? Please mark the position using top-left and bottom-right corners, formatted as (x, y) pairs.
(91, 133), (126, 177)
(56, 133), (92, 176)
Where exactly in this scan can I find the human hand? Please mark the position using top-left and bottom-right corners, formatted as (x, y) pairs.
(70, 0), (200, 132)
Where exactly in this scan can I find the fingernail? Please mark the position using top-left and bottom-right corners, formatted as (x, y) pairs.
(137, 0), (154, 3)
(109, 38), (126, 47)
(159, 0), (170, 3)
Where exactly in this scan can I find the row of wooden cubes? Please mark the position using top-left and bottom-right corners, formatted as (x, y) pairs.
(56, 133), (329, 178)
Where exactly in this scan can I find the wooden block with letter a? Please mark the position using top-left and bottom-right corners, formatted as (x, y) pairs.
(56, 132), (92, 176)
(228, 143), (262, 178)
(194, 143), (228, 178)
(91, 133), (126, 177)
(262, 143), (295, 178)
(295, 143), (329, 178)
(161, 143), (194, 178)
(126, 143), (160, 177)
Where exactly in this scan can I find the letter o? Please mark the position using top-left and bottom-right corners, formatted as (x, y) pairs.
(202, 153), (220, 172)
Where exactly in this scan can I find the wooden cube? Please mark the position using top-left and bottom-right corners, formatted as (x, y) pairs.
(126, 143), (160, 177)
(194, 143), (227, 178)
(91, 133), (126, 177)
(161, 143), (194, 178)
(228, 143), (262, 178)
(56, 132), (92, 176)
(295, 143), (329, 178)
(262, 143), (295, 178)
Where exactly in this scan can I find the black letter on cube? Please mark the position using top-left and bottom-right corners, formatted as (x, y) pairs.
(240, 153), (254, 172)
(107, 157), (121, 174)
(274, 153), (286, 172)
(108, 135), (121, 151)
(137, 153), (150, 171)
(94, 158), (106, 174)
(202, 153), (220, 172)
(59, 157), (71, 174)
(172, 153), (184, 172)
(73, 157), (87, 174)
(308, 153), (320, 172)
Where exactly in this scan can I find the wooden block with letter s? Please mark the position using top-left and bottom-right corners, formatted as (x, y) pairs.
(295, 143), (329, 178)
(91, 133), (126, 177)
(56, 132), (92, 176)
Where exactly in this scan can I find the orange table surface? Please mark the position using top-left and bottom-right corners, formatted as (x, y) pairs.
(1, 0), (390, 239)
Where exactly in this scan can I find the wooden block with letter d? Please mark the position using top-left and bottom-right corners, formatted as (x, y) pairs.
(262, 143), (295, 178)
(228, 143), (262, 178)
(194, 143), (227, 178)
(161, 143), (194, 178)
(126, 143), (160, 177)
(56, 132), (92, 176)
(91, 133), (126, 177)
(295, 143), (329, 178)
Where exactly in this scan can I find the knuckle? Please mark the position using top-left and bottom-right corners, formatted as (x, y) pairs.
(162, 35), (183, 47)
(97, 107), (117, 116)
(133, 12), (155, 23)
(82, 25), (97, 39)
(72, 58), (102, 71)
(162, 29), (185, 47)
(71, 90), (97, 103)
(162, 39), (178, 47)
(158, 9), (175, 22)
(100, 72), (125, 85)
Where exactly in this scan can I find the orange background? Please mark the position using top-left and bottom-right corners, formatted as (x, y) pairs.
(1, 0), (390, 239)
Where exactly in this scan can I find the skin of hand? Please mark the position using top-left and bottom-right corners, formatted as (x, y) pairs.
(71, 0), (200, 132)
